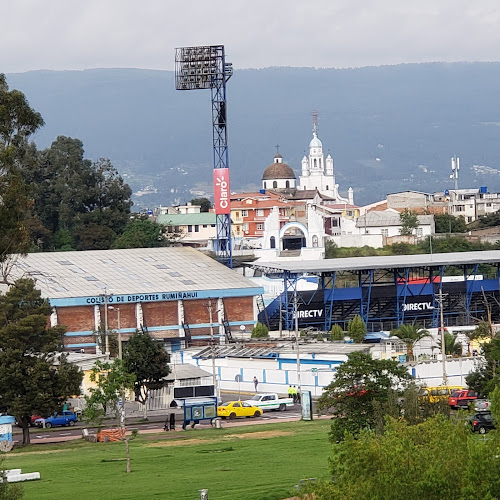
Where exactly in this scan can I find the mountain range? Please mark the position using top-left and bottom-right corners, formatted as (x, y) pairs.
(6, 62), (500, 209)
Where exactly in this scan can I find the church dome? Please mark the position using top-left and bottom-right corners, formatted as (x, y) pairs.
(262, 161), (296, 180)
(309, 132), (322, 148)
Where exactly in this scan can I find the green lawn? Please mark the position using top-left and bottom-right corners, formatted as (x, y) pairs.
(4, 420), (333, 500)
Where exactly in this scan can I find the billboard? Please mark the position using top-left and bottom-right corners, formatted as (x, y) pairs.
(213, 168), (230, 214)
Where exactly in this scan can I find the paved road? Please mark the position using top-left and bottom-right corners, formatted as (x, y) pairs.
(16, 404), (304, 444)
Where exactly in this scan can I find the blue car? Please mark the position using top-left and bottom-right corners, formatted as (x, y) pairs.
(34, 411), (78, 428)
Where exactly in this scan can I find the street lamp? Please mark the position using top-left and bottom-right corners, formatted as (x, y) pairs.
(294, 290), (302, 407)
(108, 306), (122, 360)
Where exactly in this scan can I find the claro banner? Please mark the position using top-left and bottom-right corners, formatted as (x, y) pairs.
(213, 168), (230, 214)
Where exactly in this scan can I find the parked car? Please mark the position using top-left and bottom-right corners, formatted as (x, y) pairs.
(34, 411), (78, 428)
(449, 390), (478, 409)
(469, 411), (495, 434)
(217, 401), (263, 419)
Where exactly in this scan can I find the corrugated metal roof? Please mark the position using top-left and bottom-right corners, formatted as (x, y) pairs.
(250, 250), (500, 274)
(157, 213), (216, 225)
(165, 364), (212, 381)
(4, 247), (259, 299)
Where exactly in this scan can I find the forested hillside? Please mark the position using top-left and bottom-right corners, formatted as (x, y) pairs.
(7, 62), (500, 208)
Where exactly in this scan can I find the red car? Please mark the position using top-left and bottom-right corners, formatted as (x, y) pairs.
(449, 390), (478, 409)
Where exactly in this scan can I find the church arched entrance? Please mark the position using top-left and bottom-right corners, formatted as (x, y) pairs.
(280, 222), (308, 251)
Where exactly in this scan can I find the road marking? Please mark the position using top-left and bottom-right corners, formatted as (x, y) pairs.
(35, 435), (46, 439)
(58, 432), (72, 436)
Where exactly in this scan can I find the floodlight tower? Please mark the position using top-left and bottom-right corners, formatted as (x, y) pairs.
(175, 45), (233, 267)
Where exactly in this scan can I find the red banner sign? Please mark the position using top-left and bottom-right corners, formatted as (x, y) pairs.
(213, 168), (230, 214)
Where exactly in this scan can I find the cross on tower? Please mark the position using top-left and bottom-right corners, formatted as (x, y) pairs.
(312, 110), (319, 135)
(275, 143), (280, 154)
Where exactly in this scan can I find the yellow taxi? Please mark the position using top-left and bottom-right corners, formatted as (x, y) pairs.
(217, 400), (263, 419)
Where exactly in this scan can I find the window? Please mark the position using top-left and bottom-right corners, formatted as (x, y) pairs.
(241, 210), (248, 217)
(242, 223), (249, 231)
(188, 225), (193, 232)
(256, 223), (264, 230)
(381, 229), (389, 237)
(286, 181), (290, 188)
(256, 209), (264, 217)
(270, 236), (276, 249)
(417, 228), (423, 237)
(263, 182), (267, 189)
(195, 225), (199, 232)
(273, 181), (277, 188)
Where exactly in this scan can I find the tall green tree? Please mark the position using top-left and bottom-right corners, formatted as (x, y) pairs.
(0, 74), (44, 269)
(0, 279), (82, 445)
(318, 352), (410, 442)
(122, 332), (170, 416)
(20, 137), (132, 251)
(347, 314), (367, 343)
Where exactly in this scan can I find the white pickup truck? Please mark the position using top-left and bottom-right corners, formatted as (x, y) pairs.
(243, 393), (294, 412)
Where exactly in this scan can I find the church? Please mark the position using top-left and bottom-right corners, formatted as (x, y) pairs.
(261, 111), (354, 206)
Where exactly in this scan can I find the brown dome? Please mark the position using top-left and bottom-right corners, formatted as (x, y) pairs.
(262, 162), (296, 180)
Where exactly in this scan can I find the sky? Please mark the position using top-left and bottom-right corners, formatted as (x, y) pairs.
(3, 0), (500, 73)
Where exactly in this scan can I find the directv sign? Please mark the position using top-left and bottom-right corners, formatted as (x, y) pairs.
(402, 297), (435, 314)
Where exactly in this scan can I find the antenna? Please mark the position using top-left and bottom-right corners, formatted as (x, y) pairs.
(450, 155), (459, 191)
(312, 110), (318, 136)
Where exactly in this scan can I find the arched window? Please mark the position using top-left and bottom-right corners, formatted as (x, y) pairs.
(273, 181), (277, 188)
(286, 180), (290, 188)
(263, 182), (267, 189)
(314, 159), (317, 168)
(270, 236), (276, 249)
(326, 185), (329, 190)
(312, 235), (318, 248)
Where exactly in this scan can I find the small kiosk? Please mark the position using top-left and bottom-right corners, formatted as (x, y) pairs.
(0, 415), (16, 452)
(181, 397), (218, 430)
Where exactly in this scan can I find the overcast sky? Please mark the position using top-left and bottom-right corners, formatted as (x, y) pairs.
(4, 0), (500, 73)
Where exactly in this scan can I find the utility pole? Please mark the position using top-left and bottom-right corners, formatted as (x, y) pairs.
(103, 291), (109, 354)
(436, 289), (448, 385)
(207, 298), (218, 400)
(294, 290), (302, 406)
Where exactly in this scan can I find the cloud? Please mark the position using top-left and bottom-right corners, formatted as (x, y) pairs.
(4, 0), (500, 73)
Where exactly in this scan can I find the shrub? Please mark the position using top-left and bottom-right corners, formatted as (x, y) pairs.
(251, 322), (269, 338)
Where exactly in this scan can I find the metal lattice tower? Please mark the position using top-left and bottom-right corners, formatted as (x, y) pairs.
(175, 45), (233, 267)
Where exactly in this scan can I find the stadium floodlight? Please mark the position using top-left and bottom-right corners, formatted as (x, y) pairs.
(175, 45), (233, 267)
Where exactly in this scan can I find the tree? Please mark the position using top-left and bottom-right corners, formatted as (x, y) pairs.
(434, 213), (467, 233)
(318, 352), (411, 442)
(122, 331), (170, 417)
(330, 324), (345, 341)
(399, 208), (419, 236)
(19, 137), (132, 251)
(251, 322), (269, 338)
(392, 323), (431, 359)
(0, 74), (44, 272)
(300, 414), (500, 500)
(190, 197), (211, 212)
(113, 215), (167, 249)
(0, 279), (82, 445)
(83, 360), (135, 429)
(466, 336), (500, 396)
(346, 314), (367, 343)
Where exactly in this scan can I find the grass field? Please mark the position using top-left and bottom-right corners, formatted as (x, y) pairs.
(3, 420), (333, 500)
